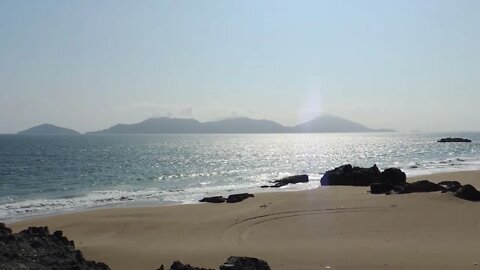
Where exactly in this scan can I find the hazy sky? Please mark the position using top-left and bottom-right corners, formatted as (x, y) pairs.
(1, 0), (479, 133)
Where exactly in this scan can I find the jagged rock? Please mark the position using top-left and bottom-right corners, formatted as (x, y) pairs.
(380, 168), (406, 185)
(261, 174), (309, 188)
(394, 180), (445, 194)
(320, 164), (381, 186)
(438, 181), (462, 192)
(169, 261), (214, 270)
(370, 183), (393, 194)
(0, 224), (110, 270)
(455, 185), (480, 201)
(219, 256), (271, 270)
(437, 137), (471, 143)
(226, 193), (254, 203)
(199, 196), (226, 203)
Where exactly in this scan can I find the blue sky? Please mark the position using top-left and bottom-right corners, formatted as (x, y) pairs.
(1, 0), (479, 133)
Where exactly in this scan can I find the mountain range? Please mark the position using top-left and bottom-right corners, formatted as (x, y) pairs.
(16, 115), (395, 135)
(86, 115), (395, 134)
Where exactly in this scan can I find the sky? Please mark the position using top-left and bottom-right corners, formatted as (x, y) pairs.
(0, 0), (479, 133)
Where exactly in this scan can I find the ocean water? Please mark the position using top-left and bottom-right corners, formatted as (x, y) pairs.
(1, 132), (479, 222)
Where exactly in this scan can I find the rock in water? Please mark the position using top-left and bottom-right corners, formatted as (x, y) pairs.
(437, 137), (471, 143)
(455, 185), (480, 201)
(219, 256), (271, 270)
(199, 196), (226, 203)
(262, 174), (309, 188)
(226, 193), (254, 203)
(320, 164), (381, 186)
(0, 224), (110, 270)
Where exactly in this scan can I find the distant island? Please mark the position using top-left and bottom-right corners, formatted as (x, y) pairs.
(17, 124), (81, 135)
(86, 115), (396, 134)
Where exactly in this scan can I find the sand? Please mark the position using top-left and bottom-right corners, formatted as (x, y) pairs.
(9, 170), (480, 270)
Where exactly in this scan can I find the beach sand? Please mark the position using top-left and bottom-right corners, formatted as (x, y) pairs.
(9, 171), (480, 270)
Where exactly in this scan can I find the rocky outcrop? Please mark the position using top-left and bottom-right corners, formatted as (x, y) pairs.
(438, 181), (462, 192)
(199, 193), (254, 204)
(370, 183), (393, 194)
(159, 257), (271, 270)
(455, 185), (480, 201)
(261, 174), (309, 188)
(320, 164), (381, 186)
(437, 137), (471, 143)
(226, 193), (254, 203)
(380, 168), (407, 185)
(168, 261), (214, 270)
(199, 196), (226, 203)
(394, 180), (445, 194)
(219, 256), (271, 270)
(0, 224), (110, 270)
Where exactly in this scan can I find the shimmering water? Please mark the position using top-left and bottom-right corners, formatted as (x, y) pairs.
(1, 133), (479, 222)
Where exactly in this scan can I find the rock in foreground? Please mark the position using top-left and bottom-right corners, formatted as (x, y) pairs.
(437, 137), (471, 143)
(261, 174), (309, 188)
(0, 224), (110, 270)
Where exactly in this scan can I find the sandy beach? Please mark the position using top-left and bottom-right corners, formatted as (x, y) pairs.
(9, 170), (480, 270)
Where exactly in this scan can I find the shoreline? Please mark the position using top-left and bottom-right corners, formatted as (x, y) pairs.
(4, 168), (479, 224)
(9, 169), (480, 270)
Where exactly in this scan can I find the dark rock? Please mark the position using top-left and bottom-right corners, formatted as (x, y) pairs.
(199, 196), (226, 203)
(455, 184), (480, 201)
(219, 256), (271, 270)
(262, 174), (309, 188)
(397, 180), (445, 194)
(226, 193), (254, 203)
(380, 168), (406, 185)
(320, 164), (381, 186)
(370, 183), (393, 194)
(438, 181), (462, 192)
(170, 260), (214, 270)
(437, 137), (471, 143)
(0, 225), (110, 270)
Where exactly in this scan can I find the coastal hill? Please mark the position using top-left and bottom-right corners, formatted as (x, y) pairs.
(87, 115), (395, 134)
(17, 124), (80, 135)
(294, 115), (395, 133)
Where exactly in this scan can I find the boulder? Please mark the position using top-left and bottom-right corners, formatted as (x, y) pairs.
(262, 174), (309, 188)
(370, 183), (393, 194)
(455, 185), (480, 201)
(320, 164), (381, 186)
(226, 193), (254, 203)
(438, 181), (462, 192)
(219, 256), (271, 270)
(380, 168), (406, 185)
(0, 224), (110, 269)
(395, 180), (445, 194)
(437, 137), (471, 143)
(170, 261), (214, 270)
(199, 196), (226, 203)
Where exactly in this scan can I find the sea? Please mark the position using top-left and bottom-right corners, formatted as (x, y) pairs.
(1, 132), (479, 222)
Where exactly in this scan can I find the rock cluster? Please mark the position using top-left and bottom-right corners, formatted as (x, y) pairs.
(159, 256), (271, 270)
(0, 224), (110, 270)
(320, 164), (406, 186)
(199, 193), (254, 204)
(437, 137), (471, 143)
(321, 164), (480, 202)
(261, 174), (309, 188)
